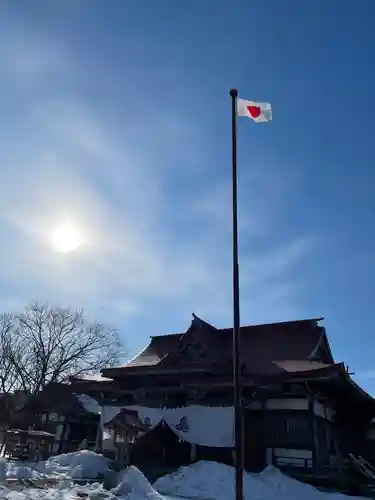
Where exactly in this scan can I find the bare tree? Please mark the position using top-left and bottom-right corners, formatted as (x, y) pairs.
(0, 302), (125, 394)
(0, 313), (23, 393)
(0, 314), (34, 427)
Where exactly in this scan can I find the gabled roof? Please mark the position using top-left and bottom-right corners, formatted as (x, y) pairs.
(105, 408), (149, 432)
(25, 383), (95, 416)
(213, 317), (333, 375)
(102, 315), (331, 379)
(124, 333), (183, 368)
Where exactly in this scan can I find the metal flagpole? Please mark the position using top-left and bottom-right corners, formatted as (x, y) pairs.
(229, 88), (244, 500)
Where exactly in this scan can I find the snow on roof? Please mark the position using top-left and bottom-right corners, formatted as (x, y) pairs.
(75, 394), (101, 414)
(73, 373), (113, 382)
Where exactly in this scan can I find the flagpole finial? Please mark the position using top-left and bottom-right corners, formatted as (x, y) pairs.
(230, 89), (238, 98)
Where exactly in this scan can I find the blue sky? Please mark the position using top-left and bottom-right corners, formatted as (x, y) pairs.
(1, 1), (375, 391)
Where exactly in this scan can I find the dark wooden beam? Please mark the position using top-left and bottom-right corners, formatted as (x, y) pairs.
(309, 397), (318, 471)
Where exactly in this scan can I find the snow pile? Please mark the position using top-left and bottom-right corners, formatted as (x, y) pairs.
(0, 460), (6, 484)
(112, 466), (164, 500)
(154, 461), (239, 500)
(256, 466), (328, 500)
(6, 451), (111, 481)
(154, 461), (366, 500)
(6, 463), (47, 481)
(0, 486), (79, 500)
(0, 482), (113, 500)
(1, 458), (369, 500)
(45, 451), (110, 479)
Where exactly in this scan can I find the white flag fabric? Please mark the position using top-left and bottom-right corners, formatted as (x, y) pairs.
(237, 98), (272, 122)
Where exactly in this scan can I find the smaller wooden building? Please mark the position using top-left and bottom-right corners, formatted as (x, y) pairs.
(102, 408), (149, 465)
(4, 429), (55, 460)
(1, 383), (101, 456)
(32, 383), (100, 454)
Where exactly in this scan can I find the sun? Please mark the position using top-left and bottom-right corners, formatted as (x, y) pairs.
(51, 224), (81, 253)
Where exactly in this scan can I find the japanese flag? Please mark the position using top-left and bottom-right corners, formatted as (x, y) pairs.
(237, 98), (272, 123)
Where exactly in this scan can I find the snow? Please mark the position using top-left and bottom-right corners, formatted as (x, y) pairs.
(0, 455), (369, 500)
(0, 486), (78, 500)
(0, 452), (114, 500)
(154, 461), (367, 500)
(75, 394), (101, 415)
(0, 460), (6, 483)
(45, 451), (110, 479)
(112, 466), (164, 500)
(6, 451), (111, 481)
(0, 482), (114, 500)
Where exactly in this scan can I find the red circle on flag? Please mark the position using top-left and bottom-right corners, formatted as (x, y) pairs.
(247, 106), (261, 118)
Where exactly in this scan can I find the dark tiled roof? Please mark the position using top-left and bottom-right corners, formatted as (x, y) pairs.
(213, 319), (327, 375)
(270, 361), (345, 380)
(273, 360), (331, 372)
(26, 383), (90, 415)
(106, 408), (149, 431)
(103, 317), (330, 378)
(124, 333), (183, 368)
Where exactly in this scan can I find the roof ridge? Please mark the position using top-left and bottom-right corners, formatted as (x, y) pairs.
(150, 332), (184, 339)
(150, 318), (324, 340)
(218, 317), (324, 331)
(149, 314), (218, 339)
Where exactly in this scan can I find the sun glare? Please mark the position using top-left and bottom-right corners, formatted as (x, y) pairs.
(51, 224), (81, 253)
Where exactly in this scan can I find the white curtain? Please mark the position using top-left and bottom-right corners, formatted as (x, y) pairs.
(127, 406), (164, 429)
(164, 406), (234, 447)
(100, 405), (234, 447)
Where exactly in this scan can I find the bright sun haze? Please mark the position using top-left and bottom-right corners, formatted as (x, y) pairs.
(51, 224), (81, 253)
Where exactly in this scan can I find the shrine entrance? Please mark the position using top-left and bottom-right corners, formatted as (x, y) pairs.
(129, 421), (190, 468)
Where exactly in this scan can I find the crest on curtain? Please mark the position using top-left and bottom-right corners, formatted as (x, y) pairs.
(176, 416), (189, 432)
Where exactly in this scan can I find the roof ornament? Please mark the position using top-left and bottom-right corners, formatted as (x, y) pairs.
(191, 313), (204, 326)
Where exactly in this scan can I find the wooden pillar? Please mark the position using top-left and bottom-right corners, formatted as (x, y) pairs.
(242, 408), (246, 468)
(260, 398), (267, 469)
(309, 398), (318, 470)
(190, 443), (197, 462)
(94, 421), (102, 452)
(53, 423), (64, 455)
(112, 427), (116, 450)
(0, 429), (7, 457)
(61, 423), (70, 454)
(116, 443), (126, 468)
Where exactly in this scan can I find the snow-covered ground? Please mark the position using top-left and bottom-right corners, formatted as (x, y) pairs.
(0, 452), (369, 500)
(6, 451), (111, 480)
